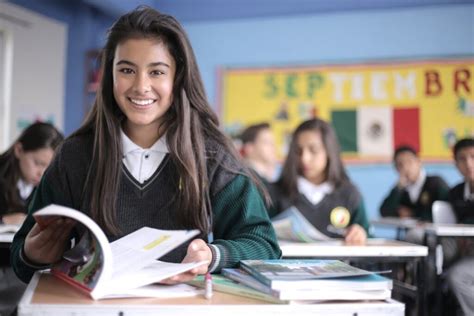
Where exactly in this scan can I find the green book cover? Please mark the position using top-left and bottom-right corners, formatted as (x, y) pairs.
(187, 275), (285, 304)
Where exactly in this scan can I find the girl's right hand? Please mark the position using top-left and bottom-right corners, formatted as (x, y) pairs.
(23, 218), (76, 265)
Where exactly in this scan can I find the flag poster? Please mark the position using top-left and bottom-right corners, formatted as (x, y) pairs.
(219, 58), (474, 161)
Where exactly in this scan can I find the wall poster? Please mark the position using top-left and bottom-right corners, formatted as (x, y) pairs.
(220, 58), (474, 162)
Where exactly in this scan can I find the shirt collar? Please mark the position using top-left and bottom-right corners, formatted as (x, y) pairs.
(464, 182), (474, 201)
(120, 129), (168, 156)
(297, 176), (334, 205)
(17, 178), (34, 200)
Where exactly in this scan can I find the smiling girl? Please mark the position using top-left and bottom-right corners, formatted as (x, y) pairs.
(11, 7), (280, 284)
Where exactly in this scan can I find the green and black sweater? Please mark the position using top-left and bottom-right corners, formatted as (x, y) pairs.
(268, 182), (370, 237)
(379, 176), (449, 221)
(11, 132), (281, 283)
(448, 182), (474, 225)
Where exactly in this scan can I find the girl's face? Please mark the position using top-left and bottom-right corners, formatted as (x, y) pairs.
(14, 144), (55, 185)
(113, 38), (176, 135)
(296, 130), (328, 185)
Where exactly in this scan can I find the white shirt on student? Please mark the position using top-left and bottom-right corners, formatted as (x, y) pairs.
(297, 176), (334, 205)
(406, 169), (426, 204)
(121, 129), (168, 184)
(16, 178), (34, 200)
(464, 181), (474, 201)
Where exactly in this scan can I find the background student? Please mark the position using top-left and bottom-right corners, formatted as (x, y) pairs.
(379, 145), (449, 221)
(239, 122), (279, 183)
(11, 6), (281, 285)
(0, 122), (64, 224)
(269, 118), (370, 245)
(0, 121), (63, 316)
(447, 138), (474, 315)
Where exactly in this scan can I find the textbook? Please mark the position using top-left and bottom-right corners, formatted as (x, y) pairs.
(239, 259), (377, 290)
(271, 206), (333, 242)
(187, 274), (285, 304)
(224, 267), (392, 301)
(33, 204), (206, 300)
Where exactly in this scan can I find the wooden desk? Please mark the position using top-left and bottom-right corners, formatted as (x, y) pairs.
(280, 239), (428, 258)
(280, 239), (427, 316)
(18, 272), (405, 316)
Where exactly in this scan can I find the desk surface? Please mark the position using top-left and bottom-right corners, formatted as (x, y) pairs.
(424, 224), (474, 237)
(19, 273), (404, 316)
(280, 238), (428, 257)
(371, 217), (420, 229)
(0, 223), (19, 244)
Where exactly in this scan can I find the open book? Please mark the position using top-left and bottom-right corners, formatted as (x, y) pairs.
(271, 206), (333, 242)
(33, 204), (205, 300)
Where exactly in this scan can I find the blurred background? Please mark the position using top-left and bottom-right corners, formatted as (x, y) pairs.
(0, 0), (473, 230)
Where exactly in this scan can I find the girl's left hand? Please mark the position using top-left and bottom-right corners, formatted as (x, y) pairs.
(159, 238), (212, 284)
(344, 224), (367, 245)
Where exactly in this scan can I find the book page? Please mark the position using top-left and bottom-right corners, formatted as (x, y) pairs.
(33, 204), (114, 296)
(110, 227), (200, 277)
(102, 261), (207, 298)
(272, 206), (332, 242)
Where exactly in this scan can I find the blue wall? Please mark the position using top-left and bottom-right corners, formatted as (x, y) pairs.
(182, 4), (471, 221)
(7, 2), (471, 223)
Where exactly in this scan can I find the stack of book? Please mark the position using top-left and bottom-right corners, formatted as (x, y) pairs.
(215, 259), (392, 303)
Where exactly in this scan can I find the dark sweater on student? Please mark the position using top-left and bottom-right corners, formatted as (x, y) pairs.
(269, 182), (370, 237)
(0, 179), (33, 219)
(379, 176), (449, 221)
(10, 132), (281, 283)
(448, 182), (474, 224)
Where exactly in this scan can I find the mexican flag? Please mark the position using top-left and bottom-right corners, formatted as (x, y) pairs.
(331, 106), (420, 157)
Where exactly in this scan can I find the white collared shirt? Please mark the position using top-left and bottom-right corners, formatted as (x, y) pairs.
(297, 176), (334, 205)
(17, 178), (34, 200)
(464, 182), (474, 201)
(121, 130), (169, 184)
(406, 169), (426, 203)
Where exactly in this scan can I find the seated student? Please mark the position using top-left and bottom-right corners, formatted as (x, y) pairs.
(0, 122), (63, 316)
(269, 118), (369, 245)
(240, 122), (279, 183)
(11, 7), (281, 285)
(447, 138), (474, 315)
(0, 122), (64, 224)
(380, 145), (449, 221)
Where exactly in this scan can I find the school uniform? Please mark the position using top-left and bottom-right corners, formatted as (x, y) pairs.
(447, 182), (474, 315)
(10, 130), (281, 283)
(0, 170), (32, 315)
(269, 177), (370, 237)
(379, 171), (449, 221)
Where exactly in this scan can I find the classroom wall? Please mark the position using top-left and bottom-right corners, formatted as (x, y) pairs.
(181, 4), (471, 220)
(7, 0), (114, 136)
(3, 2), (471, 221)
(0, 2), (67, 150)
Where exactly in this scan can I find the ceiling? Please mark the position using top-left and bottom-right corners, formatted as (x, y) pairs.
(83, 0), (474, 22)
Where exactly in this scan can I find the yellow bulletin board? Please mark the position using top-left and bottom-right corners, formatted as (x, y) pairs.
(219, 58), (474, 162)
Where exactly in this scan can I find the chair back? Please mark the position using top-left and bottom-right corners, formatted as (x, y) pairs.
(432, 200), (457, 224)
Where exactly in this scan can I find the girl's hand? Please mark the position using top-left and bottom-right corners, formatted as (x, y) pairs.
(160, 238), (212, 285)
(23, 218), (76, 265)
(344, 224), (367, 245)
(2, 212), (27, 225)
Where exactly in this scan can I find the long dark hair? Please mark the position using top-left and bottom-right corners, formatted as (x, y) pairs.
(0, 122), (63, 212)
(72, 6), (254, 235)
(279, 118), (349, 201)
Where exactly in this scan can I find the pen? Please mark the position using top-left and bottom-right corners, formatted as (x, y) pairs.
(205, 272), (213, 299)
